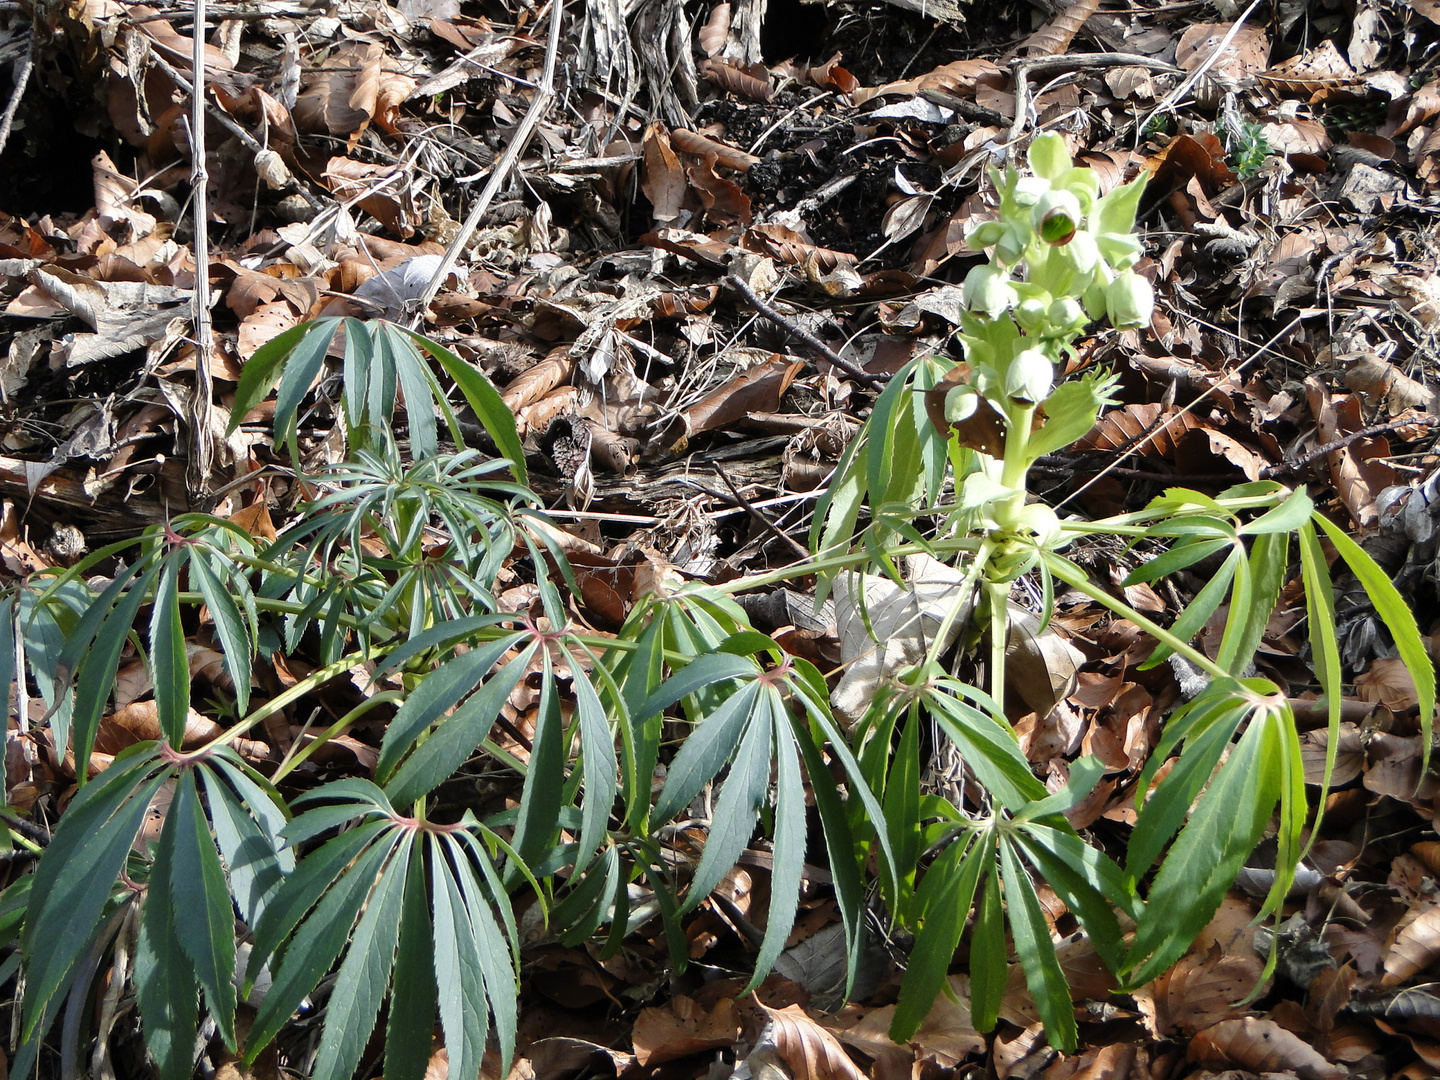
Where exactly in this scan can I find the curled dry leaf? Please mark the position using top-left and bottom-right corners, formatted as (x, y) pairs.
(1077, 402), (1204, 458)
(1384, 903), (1440, 986)
(1188, 1016), (1345, 1079)
(699, 58), (772, 102)
(1356, 657), (1420, 714)
(852, 58), (1006, 105)
(641, 123), (688, 224)
(670, 128), (759, 171)
(1013, 0), (1103, 59)
(502, 349), (577, 412)
(697, 2), (730, 56)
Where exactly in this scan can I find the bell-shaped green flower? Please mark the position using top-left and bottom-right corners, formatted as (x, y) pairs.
(1015, 295), (1050, 332)
(1005, 347), (1054, 404)
(1012, 176), (1051, 207)
(966, 219), (1006, 250)
(945, 383), (981, 422)
(1027, 132), (1072, 183)
(1106, 270), (1154, 329)
(1046, 296), (1086, 336)
(1034, 189), (1083, 245)
(964, 264), (1018, 318)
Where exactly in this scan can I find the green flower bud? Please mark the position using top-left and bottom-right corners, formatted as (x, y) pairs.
(1005, 347), (1054, 404)
(1015, 296), (1048, 331)
(963, 264), (1017, 318)
(995, 224), (1029, 266)
(1034, 189), (1082, 245)
(965, 219), (1005, 250)
(1106, 271), (1154, 329)
(1047, 297), (1086, 334)
(944, 384), (980, 422)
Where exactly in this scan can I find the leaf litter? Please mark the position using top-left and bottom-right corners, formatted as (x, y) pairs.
(8, 0), (1440, 1074)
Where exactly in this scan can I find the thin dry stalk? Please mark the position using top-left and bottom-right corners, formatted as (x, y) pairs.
(188, 0), (215, 493)
(411, 0), (566, 324)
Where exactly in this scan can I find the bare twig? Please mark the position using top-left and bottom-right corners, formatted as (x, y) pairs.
(0, 37), (33, 159)
(410, 0), (565, 325)
(186, 0), (215, 494)
(713, 464), (810, 559)
(725, 274), (887, 392)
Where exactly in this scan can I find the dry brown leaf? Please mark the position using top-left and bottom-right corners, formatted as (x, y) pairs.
(827, 976), (984, 1078)
(238, 302), (301, 360)
(631, 996), (740, 1066)
(1137, 943), (1265, 1038)
(807, 55), (858, 96)
(1259, 40), (1366, 102)
(1077, 403), (1204, 457)
(700, 58), (772, 102)
(674, 356), (803, 443)
(1356, 657), (1421, 714)
(1385, 903), (1440, 986)
(641, 124), (688, 224)
(1305, 375), (1392, 526)
(670, 128), (759, 172)
(697, 2), (730, 56)
(853, 58), (1006, 106)
(1344, 352), (1439, 415)
(1013, 0), (1102, 59)
(687, 154), (753, 224)
(502, 350), (577, 412)
(1175, 23), (1270, 81)
(748, 1002), (865, 1080)
(1188, 1016), (1344, 1078)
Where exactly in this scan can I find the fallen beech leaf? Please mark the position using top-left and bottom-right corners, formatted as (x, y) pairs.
(674, 355), (802, 441)
(670, 128), (759, 171)
(1188, 1016), (1345, 1078)
(1137, 943), (1266, 1037)
(632, 996), (740, 1066)
(1385, 903), (1440, 986)
(697, 2), (730, 56)
(747, 1002), (865, 1080)
(1356, 657), (1420, 714)
(641, 124), (688, 224)
(700, 58), (772, 102)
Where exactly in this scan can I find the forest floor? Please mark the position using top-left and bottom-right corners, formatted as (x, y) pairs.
(6, 0), (1440, 1075)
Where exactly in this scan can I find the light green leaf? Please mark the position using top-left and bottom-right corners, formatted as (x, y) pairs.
(1001, 839), (1076, 1051)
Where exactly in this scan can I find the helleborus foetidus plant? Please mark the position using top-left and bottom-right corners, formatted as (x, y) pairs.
(812, 131), (1433, 1051)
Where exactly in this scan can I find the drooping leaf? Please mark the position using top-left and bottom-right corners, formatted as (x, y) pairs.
(309, 837), (409, 1080)
(169, 768), (237, 1047)
(135, 794), (198, 1080)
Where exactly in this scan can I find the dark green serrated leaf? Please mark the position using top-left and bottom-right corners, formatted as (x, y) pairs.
(170, 769), (237, 1047)
(406, 330), (526, 485)
(385, 850), (437, 1080)
(246, 835), (398, 1065)
(22, 767), (168, 1040)
(431, 848), (488, 1080)
(385, 644), (535, 805)
(750, 721), (805, 988)
(683, 706), (770, 913)
(190, 550), (254, 715)
(890, 833), (983, 1042)
(310, 836), (409, 1080)
(1001, 839), (1076, 1051)
(136, 803), (198, 1080)
(150, 555), (190, 746)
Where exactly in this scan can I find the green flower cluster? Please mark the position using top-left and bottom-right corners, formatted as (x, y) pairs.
(954, 133), (1152, 418)
(943, 132), (1151, 558)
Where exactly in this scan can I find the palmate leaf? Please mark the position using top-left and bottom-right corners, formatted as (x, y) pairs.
(241, 789), (523, 1080)
(20, 747), (168, 1048)
(1123, 690), (1285, 986)
(639, 639), (894, 996)
(135, 809), (198, 1080)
